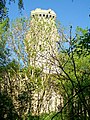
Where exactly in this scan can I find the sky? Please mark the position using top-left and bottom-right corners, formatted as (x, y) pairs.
(7, 0), (90, 33)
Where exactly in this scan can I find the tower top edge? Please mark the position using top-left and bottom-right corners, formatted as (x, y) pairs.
(31, 8), (56, 17)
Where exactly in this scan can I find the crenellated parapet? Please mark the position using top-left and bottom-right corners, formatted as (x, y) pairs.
(31, 8), (56, 19)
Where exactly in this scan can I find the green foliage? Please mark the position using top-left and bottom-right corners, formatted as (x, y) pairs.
(22, 112), (62, 120)
(0, 91), (19, 120)
(52, 27), (90, 120)
(7, 17), (30, 66)
(74, 27), (90, 56)
(0, 0), (24, 20)
(0, 19), (10, 67)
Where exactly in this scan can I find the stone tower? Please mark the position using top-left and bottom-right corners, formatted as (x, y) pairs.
(25, 8), (59, 73)
(25, 9), (62, 114)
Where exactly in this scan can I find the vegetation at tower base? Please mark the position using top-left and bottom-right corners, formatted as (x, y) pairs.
(0, 13), (90, 120)
(5, 14), (62, 118)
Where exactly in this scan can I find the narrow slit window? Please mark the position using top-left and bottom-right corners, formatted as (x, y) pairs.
(46, 15), (48, 18)
(39, 14), (42, 17)
(39, 45), (41, 50)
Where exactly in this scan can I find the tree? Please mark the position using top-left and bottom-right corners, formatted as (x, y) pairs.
(0, 0), (24, 66)
(51, 27), (90, 120)
(5, 15), (62, 119)
(0, 0), (24, 21)
(0, 18), (10, 67)
(74, 27), (90, 56)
